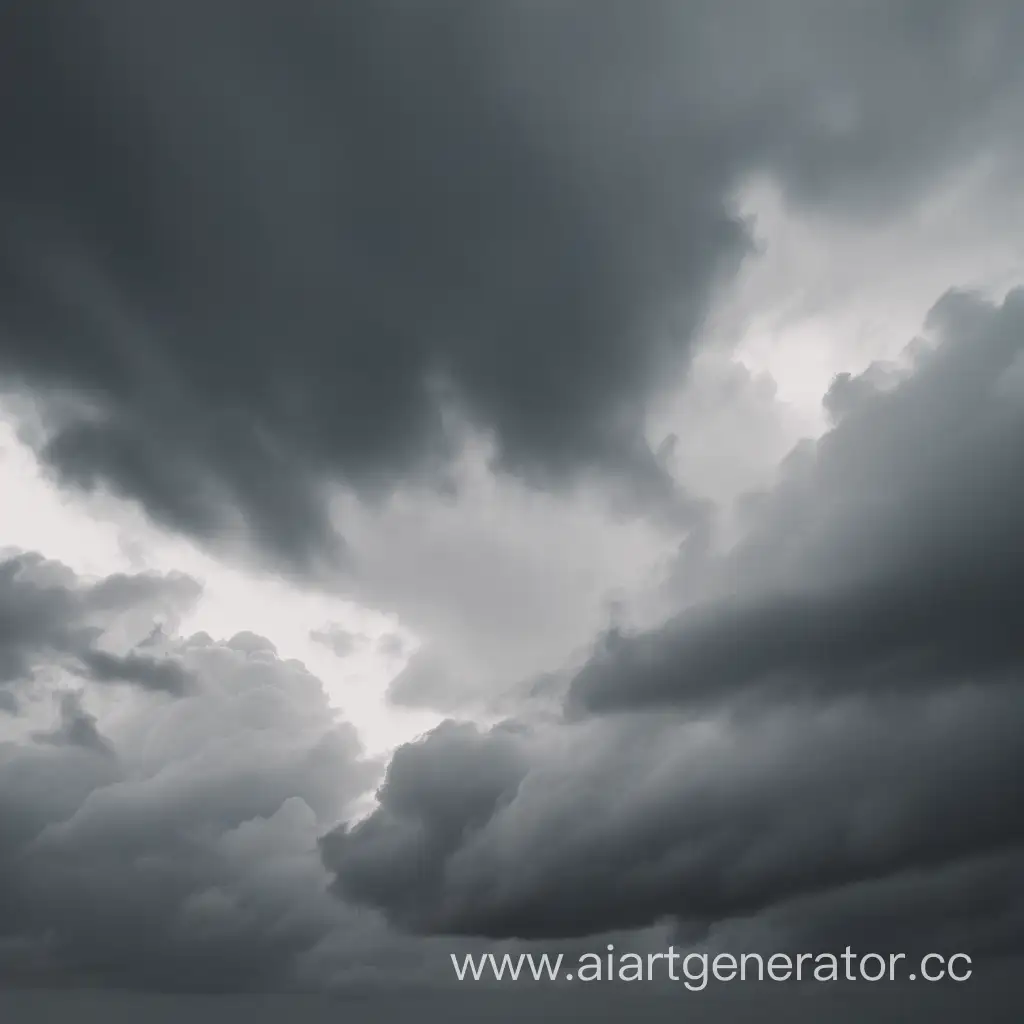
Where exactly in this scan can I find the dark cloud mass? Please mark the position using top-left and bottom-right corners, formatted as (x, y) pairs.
(325, 291), (1024, 954)
(2, 1), (1023, 565)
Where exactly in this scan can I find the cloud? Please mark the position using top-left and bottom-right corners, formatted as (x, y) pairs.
(572, 288), (1024, 713)
(327, 693), (1024, 948)
(323, 290), (1024, 955)
(0, 550), (200, 703)
(385, 647), (454, 710)
(376, 633), (405, 658)
(78, 648), (194, 696)
(32, 691), (115, 756)
(2, 2), (1022, 567)
(0, 552), (384, 991)
(335, 433), (677, 716)
(310, 624), (362, 660)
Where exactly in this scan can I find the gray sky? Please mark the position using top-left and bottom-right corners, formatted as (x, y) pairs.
(1, 1), (1023, 1019)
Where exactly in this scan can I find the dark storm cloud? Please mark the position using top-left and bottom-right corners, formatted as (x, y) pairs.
(2, 1), (1023, 565)
(572, 288), (1024, 713)
(323, 291), (1024, 952)
(0, 561), (381, 990)
(323, 720), (528, 926)
(327, 692), (1024, 945)
(0, 550), (200, 701)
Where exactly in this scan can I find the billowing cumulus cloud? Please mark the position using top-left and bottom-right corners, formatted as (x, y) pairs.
(2, 2), (1023, 568)
(324, 291), (1024, 955)
(0, 554), (384, 990)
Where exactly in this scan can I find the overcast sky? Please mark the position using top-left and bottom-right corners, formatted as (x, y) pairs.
(2, 2), (1024, 1020)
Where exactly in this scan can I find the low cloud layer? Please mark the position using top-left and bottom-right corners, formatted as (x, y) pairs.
(325, 291), (1024, 955)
